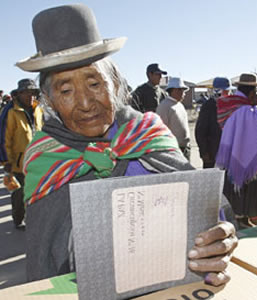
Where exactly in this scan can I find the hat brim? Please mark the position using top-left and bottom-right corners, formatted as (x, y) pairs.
(166, 86), (189, 91)
(215, 86), (236, 91)
(16, 37), (127, 72)
(11, 87), (39, 95)
(154, 70), (167, 75)
(224, 86), (236, 90)
(233, 81), (257, 86)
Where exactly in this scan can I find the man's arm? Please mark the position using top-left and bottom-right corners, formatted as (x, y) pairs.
(156, 101), (169, 127)
(130, 86), (144, 112)
(160, 88), (168, 102)
(4, 110), (16, 171)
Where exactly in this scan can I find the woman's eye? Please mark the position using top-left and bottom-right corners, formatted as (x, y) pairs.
(90, 82), (100, 88)
(61, 89), (71, 94)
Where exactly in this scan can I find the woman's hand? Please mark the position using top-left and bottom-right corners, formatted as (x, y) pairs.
(188, 221), (238, 286)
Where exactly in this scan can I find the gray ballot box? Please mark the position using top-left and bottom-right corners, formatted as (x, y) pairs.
(69, 168), (224, 300)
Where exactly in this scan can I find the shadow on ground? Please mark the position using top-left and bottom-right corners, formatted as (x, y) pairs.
(0, 168), (27, 289)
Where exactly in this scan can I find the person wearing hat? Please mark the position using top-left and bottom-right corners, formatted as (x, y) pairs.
(0, 94), (12, 110)
(17, 4), (237, 286)
(216, 73), (257, 228)
(195, 76), (234, 169)
(217, 73), (257, 128)
(156, 77), (191, 160)
(131, 63), (168, 112)
(3, 78), (43, 228)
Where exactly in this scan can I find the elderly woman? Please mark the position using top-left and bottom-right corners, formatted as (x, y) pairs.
(17, 4), (237, 287)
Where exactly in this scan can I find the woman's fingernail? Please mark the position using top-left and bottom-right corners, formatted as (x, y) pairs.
(195, 237), (204, 245)
(204, 274), (212, 285)
(188, 249), (198, 258)
(189, 261), (198, 269)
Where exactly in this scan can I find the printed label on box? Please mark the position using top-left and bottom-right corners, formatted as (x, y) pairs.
(112, 182), (189, 293)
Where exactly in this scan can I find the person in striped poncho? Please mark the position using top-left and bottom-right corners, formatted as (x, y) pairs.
(216, 73), (257, 228)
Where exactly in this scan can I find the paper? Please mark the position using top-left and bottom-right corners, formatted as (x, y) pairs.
(112, 183), (188, 292)
(69, 168), (224, 300)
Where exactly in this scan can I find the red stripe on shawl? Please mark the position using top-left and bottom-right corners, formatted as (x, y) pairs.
(217, 95), (250, 109)
(132, 126), (171, 153)
(115, 113), (154, 153)
(217, 95), (252, 129)
(30, 159), (82, 204)
(24, 145), (70, 174)
(55, 160), (83, 190)
(54, 145), (71, 152)
(23, 152), (42, 174)
(117, 118), (168, 155)
(26, 136), (50, 152)
(40, 159), (81, 191)
(87, 142), (109, 153)
(115, 112), (149, 145)
(29, 160), (65, 203)
(117, 125), (158, 155)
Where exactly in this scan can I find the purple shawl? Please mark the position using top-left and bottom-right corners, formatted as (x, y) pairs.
(216, 105), (257, 188)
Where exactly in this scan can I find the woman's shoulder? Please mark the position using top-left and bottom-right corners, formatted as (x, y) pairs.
(115, 105), (142, 125)
(140, 150), (194, 173)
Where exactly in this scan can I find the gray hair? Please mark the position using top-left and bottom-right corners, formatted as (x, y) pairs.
(39, 57), (130, 122)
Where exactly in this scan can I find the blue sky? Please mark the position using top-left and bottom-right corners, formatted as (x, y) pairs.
(1, 0), (257, 94)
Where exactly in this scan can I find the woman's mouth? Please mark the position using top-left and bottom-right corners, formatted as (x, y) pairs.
(77, 113), (102, 124)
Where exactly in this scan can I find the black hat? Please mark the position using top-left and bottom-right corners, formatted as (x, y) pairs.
(16, 4), (127, 72)
(12, 79), (39, 95)
(146, 63), (167, 75)
(234, 73), (257, 86)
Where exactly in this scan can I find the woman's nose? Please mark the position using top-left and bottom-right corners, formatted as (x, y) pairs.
(75, 87), (95, 110)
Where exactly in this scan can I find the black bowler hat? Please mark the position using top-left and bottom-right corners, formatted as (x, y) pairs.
(16, 4), (127, 72)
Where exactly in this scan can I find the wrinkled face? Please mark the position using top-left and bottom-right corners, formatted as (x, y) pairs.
(48, 64), (115, 137)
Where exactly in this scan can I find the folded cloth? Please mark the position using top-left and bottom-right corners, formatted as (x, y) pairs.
(216, 105), (257, 188)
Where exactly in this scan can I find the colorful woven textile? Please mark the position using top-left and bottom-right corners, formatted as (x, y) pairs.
(217, 95), (250, 129)
(216, 105), (257, 188)
(24, 112), (179, 205)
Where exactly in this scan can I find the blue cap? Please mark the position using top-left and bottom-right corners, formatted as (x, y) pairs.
(213, 77), (234, 90)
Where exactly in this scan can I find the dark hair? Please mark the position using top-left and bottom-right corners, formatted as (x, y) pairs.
(238, 85), (256, 97)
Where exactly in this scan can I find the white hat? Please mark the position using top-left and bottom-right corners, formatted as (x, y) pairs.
(166, 77), (189, 91)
